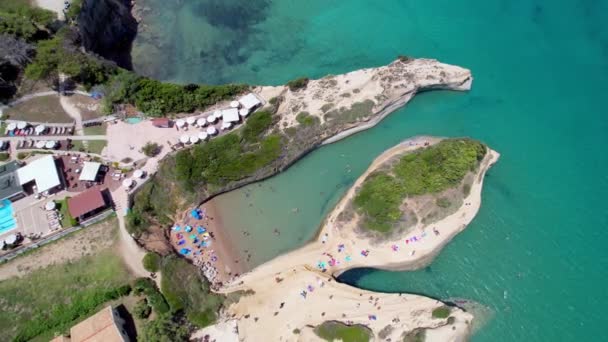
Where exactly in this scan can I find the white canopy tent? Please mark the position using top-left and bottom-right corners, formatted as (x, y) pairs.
(222, 108), (240, 123)
(16, 155), (61, 193)
(196, 118), (207, 127)
(179, 135), (190, 144)
(239, 93), (262, 111)
(206, 126), (217, 135)
(79, 162), (101, 181)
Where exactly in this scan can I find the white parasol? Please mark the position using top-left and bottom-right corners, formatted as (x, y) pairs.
(206, 126), (217, 135)
(35, 125), (46, 134)
(133, 169), (144, 178)
(179, 135), (190, 144)
(6, 123), (16, 131)
(230, 101), (240, 108)
(196, 118), (207, 127)
(122, 178), (134, 188)
(186, 117), (196, 125)
(198, 132), (208, 141)
(16, 121), (27, 129)
(45, 141), (56, 149)
(206, 116), (217, 124)
(239, 108), (250, 117)
(190, 135), (200, 144)
(45, 201), (56, 211)
(175, 119), (186, 127)
(35, 141), (46, 149)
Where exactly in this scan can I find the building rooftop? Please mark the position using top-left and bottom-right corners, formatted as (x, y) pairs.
(79, 162), (101, 182)
(67, 188), (106, 218)
(221, 108), (240, 123)
(16, 155), (61, 193)
(69, 306), (127, 342)
(0, 161), (23, 201)
(239, 93), (262, 110)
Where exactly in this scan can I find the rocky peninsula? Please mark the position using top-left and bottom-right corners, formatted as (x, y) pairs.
(189, 137), (499, 341)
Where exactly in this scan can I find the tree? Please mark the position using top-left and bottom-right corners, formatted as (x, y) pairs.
(141, 315), (189, 342)
(142, 142), (161, 157)
(142, 252), (161, 272)
(133, 299), (152, 319)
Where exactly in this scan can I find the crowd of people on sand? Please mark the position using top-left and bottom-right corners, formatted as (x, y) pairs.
(313, 225), (442, 273)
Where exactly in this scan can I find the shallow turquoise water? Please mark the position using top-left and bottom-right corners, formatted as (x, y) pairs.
(133, 0), (608, 340)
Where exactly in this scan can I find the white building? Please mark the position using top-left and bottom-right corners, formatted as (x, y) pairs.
(238, 93), (262, 112)
(221, 108), (240, 123)
(16, 155), (62, 194)
(79, 162), (102, 182)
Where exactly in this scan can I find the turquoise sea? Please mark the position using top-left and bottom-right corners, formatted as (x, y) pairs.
(133, 0), (608, 341)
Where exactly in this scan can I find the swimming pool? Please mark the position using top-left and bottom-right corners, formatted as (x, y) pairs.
(0, 199), (17, 234)
(125, 117), (143, 124)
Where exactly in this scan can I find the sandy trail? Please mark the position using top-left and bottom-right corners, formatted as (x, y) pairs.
(34, 0), (65, 20)
(211, 137), (499, 342)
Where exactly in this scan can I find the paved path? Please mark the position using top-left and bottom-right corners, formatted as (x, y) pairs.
(0, 135), (106, 141)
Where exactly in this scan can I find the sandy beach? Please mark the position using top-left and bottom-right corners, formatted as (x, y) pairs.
(168, 201), (245, 287)
(198, 137), (499, 341)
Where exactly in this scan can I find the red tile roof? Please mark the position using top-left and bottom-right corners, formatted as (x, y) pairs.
(68, 188), (106, 218)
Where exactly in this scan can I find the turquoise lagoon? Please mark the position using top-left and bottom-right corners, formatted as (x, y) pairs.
(133, 0), (608, 340)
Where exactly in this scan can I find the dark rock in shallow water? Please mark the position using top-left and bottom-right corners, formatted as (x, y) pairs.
(78, 0), (138, 69)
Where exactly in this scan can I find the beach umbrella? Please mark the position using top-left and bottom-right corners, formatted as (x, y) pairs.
(45, 201), (56, 211)
(4, 234), (17, 245)
(198, 132), (208, 141)
(45, 141), (56, 149)
(190, 135), (200, 144)
(175, 119), (186, 127)
(213, 110), (222, 119)
(35, 141), (46, 149)
(186, 117), (196, 126)
(133, 169), (144, 179)
(196, 118), (207, 127)
(206, 115), (217, 124)
(6, 123), (17, 131)
(221, 122), (232, 131)
(122, 178), (134, 188)
(206, 126), (217, 135)
(35, 125), (46, 134)
(239, 108), (250, 117)
(230, 101), (240, 108)
(179, 135), (190, 144)
(16, 121), (27, 129)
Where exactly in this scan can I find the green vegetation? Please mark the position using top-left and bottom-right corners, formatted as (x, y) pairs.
(325, 100), (375, 124)
(160, 256), (224, 328)
(403, 328), (426, 342)
(296, 111), (319, 126)
(432, 306), (451, 319)
(65, 0), (82, 22)
(141, 314), (189, 342)
(241, 110), (273, 142)
(436, 197), (451, 208)
(83, 123), (107, 136)
(142, 141), (161, 157)
(133, 277), (170, 315)
(0, 249), (133, 341)
(4, 94), (72, 123)
(56, 198), (77, 227)
(133, 298), (152, 319)
(0, 152), (9, 161)
(286, 77), (309, 91)
(142, 252), (161, 272)
(102, 71), (248, 116)
(314, 321), (372, 342)
(0, 0), (55, 41)
(354, 139), (486, 232)
(70, 140), (107, 154)
(25, 29), (115, 89)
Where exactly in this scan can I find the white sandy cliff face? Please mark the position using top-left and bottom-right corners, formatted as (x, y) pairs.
(202, 137), (498, 342)
(257, 58), (472, 133)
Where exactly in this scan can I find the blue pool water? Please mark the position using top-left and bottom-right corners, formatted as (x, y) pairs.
(0, 199), (17, 234)
(125, 117), (143, 124)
